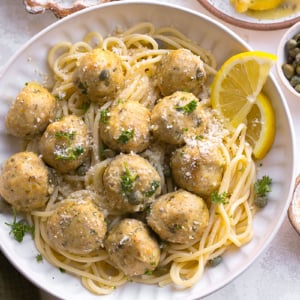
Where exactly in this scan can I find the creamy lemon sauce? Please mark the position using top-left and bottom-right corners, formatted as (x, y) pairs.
(246, 0), (300, 20)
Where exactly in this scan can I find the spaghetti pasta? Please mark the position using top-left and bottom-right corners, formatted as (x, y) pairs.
(7, 22), (257, 294)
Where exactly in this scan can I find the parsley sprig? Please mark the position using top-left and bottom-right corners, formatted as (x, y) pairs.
(254, 175), (272, 197)
(117, 129), (134, 144)
(55, 145), (84, 160)
(5, 209), (34, 242)
(145, 180), (160, 197)
(254, 175), (272, 208)
(120, 165), (138, 197)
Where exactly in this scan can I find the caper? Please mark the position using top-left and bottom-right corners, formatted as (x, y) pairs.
(295, 84), (300, 93)
(288, 47), (300, 58)
(283, 32), (300, 94)
(254, 195), (268, 208)
(195, 68), (204, 80)
(282, 63), (294, 79)
(208, 256), (222, 267)
(290, 75), (300, 87)
(127, 192), (141, 205)
(76, 163), (89, 176)
(285, 38), (297, 50)
(99, 69), (110, 81)
(295, 53), (300, 63)
(293, 33), (300, 42)
(102, 148), (116, 158)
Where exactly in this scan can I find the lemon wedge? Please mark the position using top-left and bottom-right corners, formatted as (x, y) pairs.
(245, 93), (275, 160)
(231, 0), (284, 13)
(211, 51), (276, 130)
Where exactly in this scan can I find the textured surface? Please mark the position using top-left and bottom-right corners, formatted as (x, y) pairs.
(23, 0), (114, 18)
(0, 1), (300, 300)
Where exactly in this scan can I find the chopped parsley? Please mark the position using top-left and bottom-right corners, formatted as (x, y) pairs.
(117, 129), (134, 144)
(145, 180), (160, 197)
(195, 135), (203, 140)
(172, 224), (183, 231)
(55, 131), (76, 145)
(120, 166), (138, 197)
(174, 99), (198, 114)
(100, 109), (110, 124)
(55, 145), (84, 160)
(53, 128), (81, 160)
(5, 209), (34, 242)
(144, 270), (153, 275)
(210, 191), (228, 205)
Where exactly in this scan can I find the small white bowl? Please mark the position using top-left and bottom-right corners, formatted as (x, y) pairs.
(288, 175), (300, 235)
(277, 21), (300, 97)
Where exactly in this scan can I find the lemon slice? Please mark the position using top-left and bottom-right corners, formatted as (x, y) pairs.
(211, 51), (276, 130)
(231, 0), (284, 13)
(249, 0), (284, 11)
(245, 93), (275, 160)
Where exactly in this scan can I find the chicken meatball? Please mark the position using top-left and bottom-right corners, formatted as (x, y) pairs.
(156, 48), (206, 96)
(170, 141), (225, 197)
(73, 48), (125, 104)
(39, 115), (89, 173)
(46, 191), (107, 255)
(104, 218), (160, 276)
(0, 151), (54, 212)
(150, 91), (208, 145)
(102, 153), (161, 213)
(147, 189), (209, 244)
(5, 82), (56, 138)
(99, 100), (151, 153)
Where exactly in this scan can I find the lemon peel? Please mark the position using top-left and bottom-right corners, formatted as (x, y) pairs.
(231, 0), (284, 13)
(246, 93), (276, 160)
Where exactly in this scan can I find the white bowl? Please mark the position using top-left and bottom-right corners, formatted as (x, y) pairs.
(276, 21), (300, 97)
(0, 1), (296, 300)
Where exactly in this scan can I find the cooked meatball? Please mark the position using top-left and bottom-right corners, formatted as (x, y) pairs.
(102, 153), (161, 213)
(0, 151), (54, 212)
(104, 218), (160, 276)
(73, 48), (125, 104)
(156, 48), (206, 96)
(99, 100), (151, 153)
(170, 141), (225, 197)
(5, 82), (56, 138)
(38, 115), (89, 173)
(147, 189), (209, 244)
(150, 91), (209, 145)
(46, 192), (107, 255)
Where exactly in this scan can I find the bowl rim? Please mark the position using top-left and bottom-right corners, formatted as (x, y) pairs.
(288, 174), (300, 235)
(276, 21), (300, 97)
